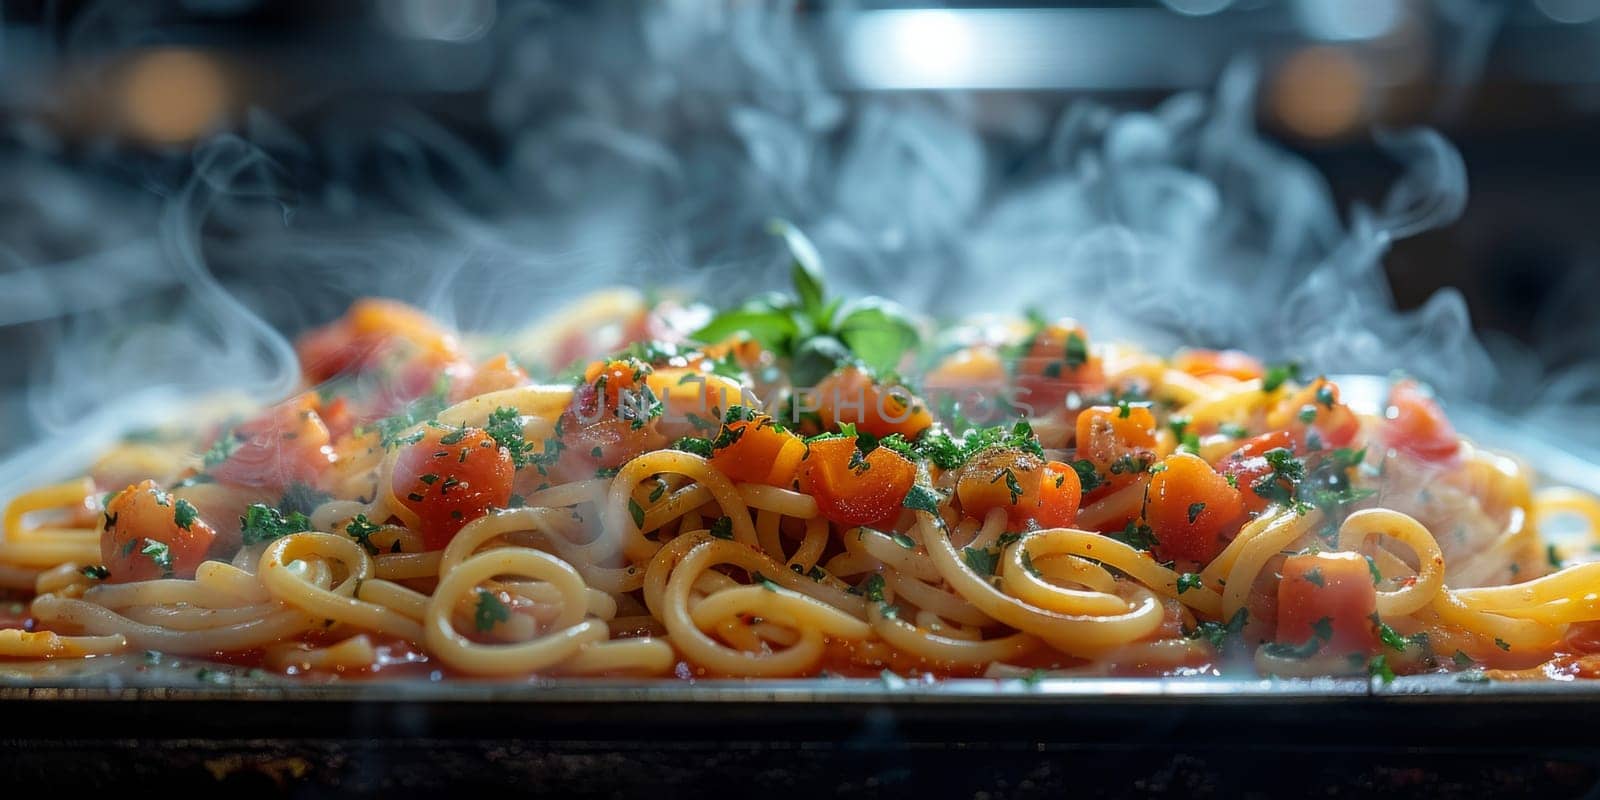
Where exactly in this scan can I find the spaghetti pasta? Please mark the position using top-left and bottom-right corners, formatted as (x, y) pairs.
(4, 274), (1599, 684)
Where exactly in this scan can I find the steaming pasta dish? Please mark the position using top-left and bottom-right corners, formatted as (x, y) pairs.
(5, 237), (1600, 683)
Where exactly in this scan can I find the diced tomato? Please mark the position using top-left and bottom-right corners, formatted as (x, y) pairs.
(579, 358), (653, 413)
(1216, 431), (1298, 514)
(799, 436), (917, 527)
(1143, 453), (1244, 564)
(1266, 377), (1359, 450)
(209, 394), (337, 491)
(1276, 552), (1379, 657)
(956, 447), (1044, 525)
(709, 415), (806, 488)
(393, 426), (514, 550)
(1172, 349), (1265, 382)
(1035, 461), (1083, 528)
(812, 366), (934, 440)
(1013, 321), (1106, 414)
(545, 416), (669, 485)
(101, 480), (217, 582)
(925, 347), (1007, 394)
(1073, 404), (1158, 498)
(296, 298), (463, 385)
(646, 368), (746, 441)
(1383, 380), (1460, 464)
(956, 450), (1084, 529)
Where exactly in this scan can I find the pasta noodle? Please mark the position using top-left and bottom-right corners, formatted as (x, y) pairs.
(4, 284), (1599, 685)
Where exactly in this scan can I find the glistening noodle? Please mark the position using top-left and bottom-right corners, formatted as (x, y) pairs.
(3, 233), (1599, 682)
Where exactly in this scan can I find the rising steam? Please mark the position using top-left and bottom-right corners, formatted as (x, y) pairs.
(0, 3), (1591, 503)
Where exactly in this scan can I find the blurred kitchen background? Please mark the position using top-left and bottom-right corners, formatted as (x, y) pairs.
(1, 0), (1598, 463)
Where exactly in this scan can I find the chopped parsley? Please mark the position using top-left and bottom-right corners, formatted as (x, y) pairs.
(1261, 616), (1332, 659)
(1110, 520), (1158, 551)
(710, 423), (746, 451)
(1019, 548), (1040, 576)
(1368, 654), (1396, 684)
(995, 468), (1024, 505)
(173, 498), (199, 531)
(1218, 422), (1249, 439)
(1262, 361), (1302, 393)
(473, 590), (510, 632)
(962, 546), (998, 577)
(1186, 502), (1206, 525)
(1252, 447), (1307, 511)
(708, 516), (734, 540)
(1169, 417), (1201, 454)
(371, 380), (450, 449)
(1303, 566), (1325, 587)
(344, 514), (384, 556)
(1064, 332), (1088, 370)
(1494, 637), (1511, 652)
(912, 420), (1043, 471)
(141, 539), (174, 578)
(890, 531), (917, 549)
(201, 429), (240, 468)
(627, 498), (646, 529)
(861, 573), (887, 602)
(902, 484), (942, 514)
(1371, 614), (1407, 652)
(1176, 573), (1204, 594)
(239, 503), (312, 546)
(671, 437), (714, 458)
(753, 572), (783, 592)
(1186, 608), (1249, 648)
(278, 482), (331, 517)
(484, 407), (536, 468)
(81, 564), (110, 580)
(1070, 459), (1104, 493)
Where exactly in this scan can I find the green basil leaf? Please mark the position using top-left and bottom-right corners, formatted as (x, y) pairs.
(836, 299), (920, 375)
(791, 335), (855, 386)
(769, 219), (825, 316)
(690, 307), (801, 355)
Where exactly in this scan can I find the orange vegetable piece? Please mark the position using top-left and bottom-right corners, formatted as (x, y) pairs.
(1172, 349), (1264, 382)
(1013, 320), (1106, 414)
(101, 480), (217, 582)
(1144, 453), (1244, 564)
(1073, 404), (1158, 496)
(393, 426), (514, 550)
(955, 447), (1044, 525)
(709, 415), (807, 488)
(1216, 430), (1299, 514)
(646, 368), (746, 440)
(799, 436), (917, 527)
(209, 393), (337, 491)
(296, 298), (463, 384)
(1276, 551), (1380, 657)
(812, 366), (934, 440)
(1383, 380), (1460, 464)
(1035, 461), (1083, 528)
(1266, 377), (1359, 450)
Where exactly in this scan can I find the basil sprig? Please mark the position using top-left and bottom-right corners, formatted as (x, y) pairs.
(691, 220), (920, 384)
